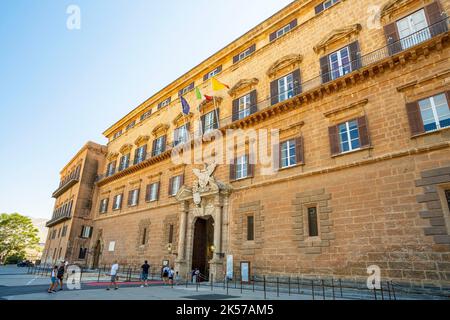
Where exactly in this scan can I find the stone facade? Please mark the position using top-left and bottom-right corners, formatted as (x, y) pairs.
(43, 0), (450, 291)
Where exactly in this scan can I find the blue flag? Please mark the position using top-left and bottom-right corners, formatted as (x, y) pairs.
(180, 95), (190, 115)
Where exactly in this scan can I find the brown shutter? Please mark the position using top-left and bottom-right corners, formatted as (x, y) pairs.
(446, 90), (450, 107)
(161, 136), (167, 152)
(145, 184), (151, 202)
(216, 65), (222, 73)
(248, 44), (256, 54)
(155, 182), (160, 200)
(292, 69), (302, 96)
(247, 154), (255, 178)
(384, 22), (401, 55)
(232, 98), (239, 122)
(229, 158), (236, 181)
(203, 73), (209, 81)
(406, 102), (425, 136)
(119, 194), (123, 209)
(105, 198), (109, 212)
(168, 177), (173, 196)
(142, 144), (147, 159)
(136, 189), (140, 205)
(151, 139), (157, 157)
(357, 116), (371, 148)
(201, 114), (206, 133)
(214, 109), (220, 129)
(250, 90), (257, 114)
(180, 174), (184, 187)
(128, 191), (133, 206)
(233, 53), (240, 64)
(295, 136), (305, 164)
(134, 148), (139, 164)
(269, 30), (277, 42)
(320, 55), (331, 84)
(289, 19), (297, 29)
(425, 1), (447, 36)
(328, 125), (340, 156)
(174, 127), (179, 146)
(348, 41), (362, 71)
(270, 79), (279, 105)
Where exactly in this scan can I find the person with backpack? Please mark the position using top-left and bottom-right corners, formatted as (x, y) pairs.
(56, 261), (66, 291)
(168, 266), (175, 285)
(162, 265), (170, 284)
(140, 260), (150, 287)
(47, 266), (58, 293)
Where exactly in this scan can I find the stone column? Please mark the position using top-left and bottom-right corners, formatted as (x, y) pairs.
(175, 201), (189, 278)
(209, 198), (224, 281)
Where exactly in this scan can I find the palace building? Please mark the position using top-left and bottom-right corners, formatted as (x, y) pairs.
(43, 0), (450, 291)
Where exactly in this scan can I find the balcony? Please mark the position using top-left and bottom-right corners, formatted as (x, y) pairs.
(46, 212), (72, 228)
(96, 18), (449, 186)
(52, 177), (80, 198)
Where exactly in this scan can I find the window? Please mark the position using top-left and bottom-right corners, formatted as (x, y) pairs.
(338, 120), (360, 153)
(119, 154), (130, 171)
(99, 198), (109, 214)
(247, 216), (254, 241)
(170, 175), (183, 196)
(329, 46), (352, 80)
(203, 110), (219, 133)
(278, 73), (295, 103)
(146, 183), (159, 202)
(397, 9), (430, 50)
(418, 93), (450, 132)
(168, 224), (174, 244)
(270, 19), (297, 42)
(233, 45), (256, 63)
(106, 161), (116, 177)
(142, 228), (147, 245)
(204, 66), (222, 81)
(113, 194), (123, 210)
(315, 0), (340, 14)
(179, 82), (194, 96)
(134, 145), (147, 164)
(53, 248), (57, 259)
(445, 190), (450, 210)
(174, 124), (189, 146)
(236, 155), (249, 180)
(126, 120), (136, 131)
(113, 130), (122, 139)
(78, 248), (87, 259)
(281, 140), (297, 168)
(58, 248), (62, 259)
(308, 207), (319, 237)
(57, 228), (61, 238)
(238, 94), (251, 120)
(158, 97), (171, 109)
(152, 136), (166, 156)
(128, 189), (140, 207)
(61, 226), (67, 237)
(140, 110), (152, 121)
(80, 226), (92, 239)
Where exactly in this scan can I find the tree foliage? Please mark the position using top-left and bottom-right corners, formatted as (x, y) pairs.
(0, 213), (39, 264)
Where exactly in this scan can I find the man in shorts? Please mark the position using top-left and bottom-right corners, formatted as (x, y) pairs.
(107, 260), (119, 290)
(140, 260), (150, 287)
(56, 261), (66, 291)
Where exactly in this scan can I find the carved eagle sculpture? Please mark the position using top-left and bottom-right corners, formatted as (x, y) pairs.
(193, 162), (217, 189)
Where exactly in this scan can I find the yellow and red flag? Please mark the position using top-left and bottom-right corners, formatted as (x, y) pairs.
(211, 77), (229, 91)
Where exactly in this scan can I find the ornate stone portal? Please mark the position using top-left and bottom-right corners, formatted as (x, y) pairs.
(175, 162), (232, 281)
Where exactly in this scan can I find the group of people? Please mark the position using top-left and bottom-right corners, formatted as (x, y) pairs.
(161, 265), (180, 285)
(47, 261), (68, 293)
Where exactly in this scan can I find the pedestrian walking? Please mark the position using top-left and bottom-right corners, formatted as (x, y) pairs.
(56, 261), (66, 291)
(140, 260), (150, 287)
(107, 260), (119, 290)
(162, 265), (170, 284)
(175, 271), (181, 285)
(47, 266), (58, 293)
(168, 266), (175, 285)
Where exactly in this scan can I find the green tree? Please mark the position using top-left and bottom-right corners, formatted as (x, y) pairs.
(0, 213), (39, 264)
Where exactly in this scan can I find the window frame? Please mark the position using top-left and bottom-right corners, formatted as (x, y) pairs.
(238, 94), (251, 120)
(113, 193), (123, 211)
(129, 189), (139, 207)
(170, 175), (182, 196)
(235, 155), (249, 180)
(329, 46), (352, 80)
(174, 124), (189, 146)
(280, 139), (297, 169)
(418, 93), (450, 133)
(247, 215), (255, 241)
(307, 207), (319, 237)
(338, 120), (361, 154)
(99, 198), (108, 214)
(277, 73), (295, 103)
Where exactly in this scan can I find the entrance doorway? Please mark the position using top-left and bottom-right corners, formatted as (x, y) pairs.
(92, 240), (101, 269)
(191, 217), (214, 281)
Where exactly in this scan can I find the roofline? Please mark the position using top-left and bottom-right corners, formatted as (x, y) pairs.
(59, 141), (107, 174)
(103, 0), (311, 137)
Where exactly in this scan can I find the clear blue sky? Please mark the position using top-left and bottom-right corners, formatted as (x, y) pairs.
(0, 0), (293, 219)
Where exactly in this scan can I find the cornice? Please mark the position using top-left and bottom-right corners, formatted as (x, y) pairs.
(313, 24), (362, 54)
(267, 54), (303, 78)
(228, 78), (260, 97)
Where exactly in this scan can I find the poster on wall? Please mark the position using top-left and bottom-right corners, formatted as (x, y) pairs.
(108, 241), (115, 252)
(241, 262), (250, 283)
(226, 255), (233, 280)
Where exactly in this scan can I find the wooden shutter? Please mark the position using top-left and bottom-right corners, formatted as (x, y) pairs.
(270, 79), (279, 105)
(214, 109), (220, 129)
(216, 65), (222, 73)
(142, 144), (147, 159)
(152, 139), (157, 156)
(89, 227), (93, 238)
(168, 177), (173, 196)
(328, 125), (340, 155)
(180, 174), (184, 187)
(248, 44), (256, 54)
(155, 182), (160, 200)
(134, 147), (139, 164)
(292, 69), (302, 96)
(201, 114), (206, 134)
(425, 1), (447, 36)
(357, 116), (371, 148)
(105, 198), (109, 212)
(384, 22), (401, 55)
(229, 158), (236, 181)
(119, 194), (123, 209)
(269, 30), (277, 42)
(247, 154), (255, 178)
(406, 101), (425, 136)
(348, 41), (362, 71)
(315, 3), (324, 14)
(232, 98), (240, 122)
(320, 55), (331, 84)
(289, 19), (298, 29)
(128, 190), (133, 206)
(145, 184), (151, 202)
(233, 53), (240, 64)
(250, 90), (257, 115)
(295, 136), (305, 165)
(135, 189), (140, 205)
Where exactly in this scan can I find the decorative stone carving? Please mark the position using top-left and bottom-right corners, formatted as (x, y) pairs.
(134, 135), (150, 146)
(199, 96), (223, 112)
(152, 124), (170, 137)
(119, 144), (133, 154)
(172, 112), (193, 125)
(192, 162), (217, 206)
(106, 152), (119, 161)
(228, 78), (259, 96)
(380, 0), (417, 21)
(313, 24), (362, 54)
(267, 54), (303, 77)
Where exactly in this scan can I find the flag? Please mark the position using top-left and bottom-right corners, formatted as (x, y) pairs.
(180, 95), (190, 115)
(204, 95), (213, 102)
(195, 87), (202, 100)
(211, 77), (229, 91)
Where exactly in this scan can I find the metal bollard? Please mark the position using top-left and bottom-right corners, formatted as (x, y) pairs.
(312, 280), (315, 300)
(97, 268), (101, 282)
(331, 278), (336, 300)
(391, 281), (396, 300)
(277, 277), (279, 297)
(211, 274), (213, 291)
(380, 281), (384, 300)
(263, 275), (266, 300)
(288, 277), (291, 296)
(322, 279), (326, 300)
(339, 278), (343, 298)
